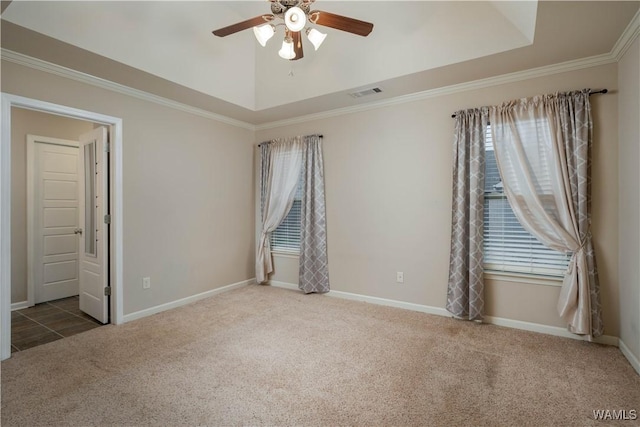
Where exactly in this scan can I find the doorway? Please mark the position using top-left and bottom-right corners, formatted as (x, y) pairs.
(13, 114), (110, 350)
(1, 93), (124, 360)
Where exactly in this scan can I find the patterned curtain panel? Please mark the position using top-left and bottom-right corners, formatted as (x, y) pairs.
(260, 143), (271, 217)
(299, 135), (330, 293)
(489, 90), (603, 338)
(446, 109), (488, 320)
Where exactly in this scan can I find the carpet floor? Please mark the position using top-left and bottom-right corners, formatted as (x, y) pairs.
(1, 285), (639, 426)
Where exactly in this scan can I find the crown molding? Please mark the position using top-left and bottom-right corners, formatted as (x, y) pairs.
(255, 51), (616, 131)
(4, 3), (639, 135)
(256, 10), (640, 131)
(0, 49), (256, 131)
(612, 7), (640, 62)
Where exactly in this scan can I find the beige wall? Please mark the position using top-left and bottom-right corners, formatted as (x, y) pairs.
(618, 36), (640, 360)
(3, 60), (256, 315)
(2, 55), (623, 337)
(10, 108), (94, 303)
(256, 63), (620, 336)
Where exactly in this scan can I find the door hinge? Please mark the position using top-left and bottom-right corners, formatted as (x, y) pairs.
(104, 286), (111, 296)
(104, 142), (110, 153)
(104, 214), (111, 224)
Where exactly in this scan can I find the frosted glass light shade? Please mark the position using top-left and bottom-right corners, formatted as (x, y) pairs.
(284, 7), (306, 32)
(253, 24), (275, 47)
(278, 39), (296, 60)
(306, 28), (327, 50)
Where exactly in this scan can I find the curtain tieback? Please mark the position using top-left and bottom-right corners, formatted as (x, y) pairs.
(576, 229), (593, 253)
(565, 230), (592, 275)
(260, 232), (270, 248)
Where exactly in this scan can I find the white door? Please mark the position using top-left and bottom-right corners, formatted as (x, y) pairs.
(78, 127), (109, 324)
(29, 137), (80, 303)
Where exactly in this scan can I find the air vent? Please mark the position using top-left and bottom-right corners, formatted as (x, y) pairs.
(349, 87), (383, 98)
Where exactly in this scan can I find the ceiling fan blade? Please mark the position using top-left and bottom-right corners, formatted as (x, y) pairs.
(212, 15), (274, 37)
(309, 10), (373, 37)
(291, 31), (304, 61)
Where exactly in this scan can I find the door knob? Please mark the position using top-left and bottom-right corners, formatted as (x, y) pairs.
(74, 228), (83, 235)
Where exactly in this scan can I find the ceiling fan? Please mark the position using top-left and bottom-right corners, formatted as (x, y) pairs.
(212, 0), (374, 61)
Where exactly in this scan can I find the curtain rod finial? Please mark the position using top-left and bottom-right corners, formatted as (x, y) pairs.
(589, 89), (608, 95)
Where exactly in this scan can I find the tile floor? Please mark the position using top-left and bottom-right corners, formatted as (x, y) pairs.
(11, 296), (104, 353)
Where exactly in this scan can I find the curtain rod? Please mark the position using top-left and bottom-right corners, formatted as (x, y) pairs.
(450, 89), (609, 118)
(258, 134), (323, 147)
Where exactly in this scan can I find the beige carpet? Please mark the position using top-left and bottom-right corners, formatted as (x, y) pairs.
(1, 285), (639, 426)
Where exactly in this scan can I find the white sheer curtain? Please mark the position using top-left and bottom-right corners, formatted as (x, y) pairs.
(489, 90), (603, 337)
(256, 137), (304, 284)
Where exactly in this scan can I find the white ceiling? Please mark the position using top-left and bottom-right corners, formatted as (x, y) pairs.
(2, 1), (538, 111)
(2, 1), (638, 124)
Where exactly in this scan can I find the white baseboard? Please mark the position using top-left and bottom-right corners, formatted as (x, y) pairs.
(11, 301), (30, 311)
(483, 315), (618, 346)
(327, 289), (451, 317)
(619, 339), (640, 375)
(123, 278), (255, 323)
(268, 281), (618, 346)
(269, 280), (448, 317)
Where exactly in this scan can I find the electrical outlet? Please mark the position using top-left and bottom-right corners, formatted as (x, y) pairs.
(396, 272), (404, 283)
(143, 277), (151, 289)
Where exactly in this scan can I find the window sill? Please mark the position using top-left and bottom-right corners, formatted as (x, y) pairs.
(272, 250), (300, 259)
(484, 271), (563, 287)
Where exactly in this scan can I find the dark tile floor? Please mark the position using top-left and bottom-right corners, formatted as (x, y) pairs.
(11, 296), (104, 353)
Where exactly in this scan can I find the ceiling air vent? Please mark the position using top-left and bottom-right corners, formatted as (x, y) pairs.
(349, 87), (383, 98)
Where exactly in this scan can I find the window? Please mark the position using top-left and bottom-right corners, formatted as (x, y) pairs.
(83, 141), (96, 256)
(483, 125), (570, 277)
(271, 172), (303, 252)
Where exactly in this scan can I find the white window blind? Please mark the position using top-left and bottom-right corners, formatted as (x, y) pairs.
(271, 172), (303, 252)
(483, 125), (570, 277)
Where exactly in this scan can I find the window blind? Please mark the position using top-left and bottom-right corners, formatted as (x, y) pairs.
(484, 125), (570, 277)
(271, 172), (303, 252)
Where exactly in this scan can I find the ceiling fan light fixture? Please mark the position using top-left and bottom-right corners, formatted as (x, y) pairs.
(306, 28), (327, 50)
(212, 4), (374, 63)
(284, 6), (306, 32)
(278, 38), (296, 60)
(253, 24), (275, 47)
